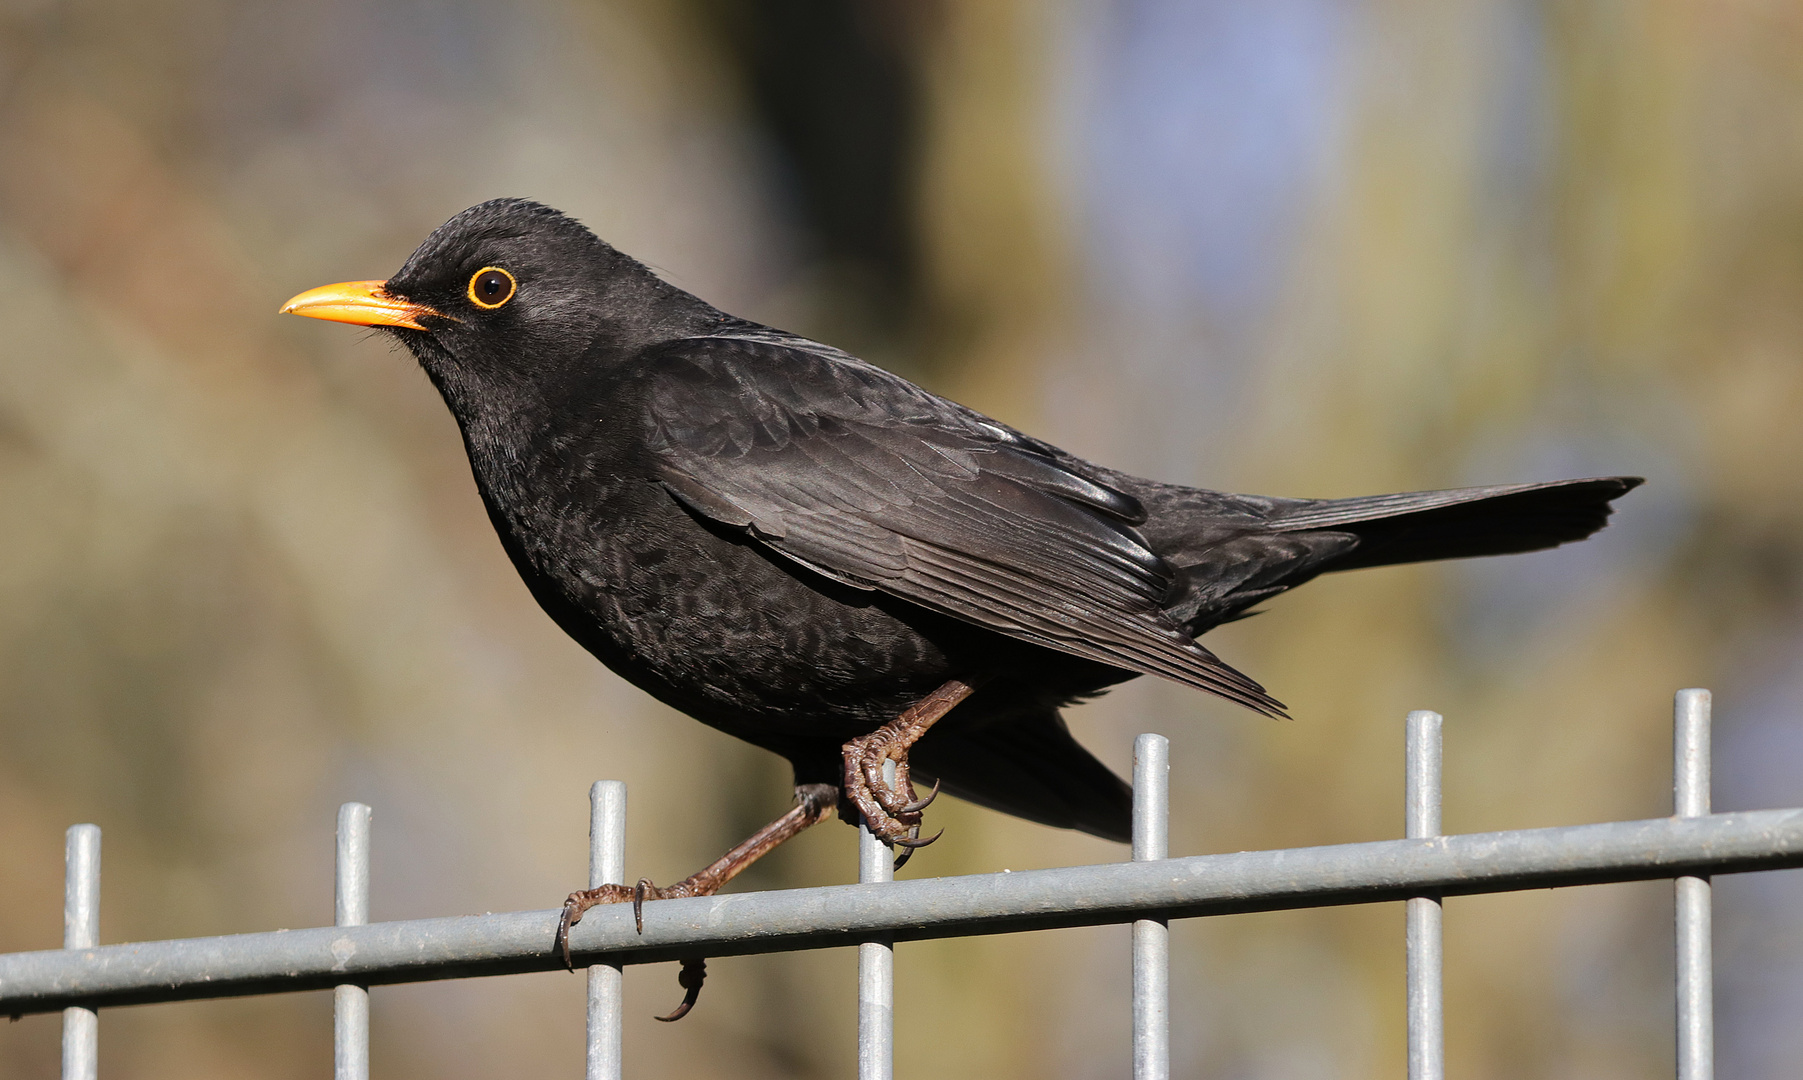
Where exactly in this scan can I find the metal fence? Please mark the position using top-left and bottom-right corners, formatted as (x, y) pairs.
(5, 688), (1802, 1079)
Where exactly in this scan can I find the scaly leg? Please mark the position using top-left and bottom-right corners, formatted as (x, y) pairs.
(557, 781), (838, 956)
(554, 781), (837, 1017)
(842, 678), (981, 853)
(553, 677), (981, 1016)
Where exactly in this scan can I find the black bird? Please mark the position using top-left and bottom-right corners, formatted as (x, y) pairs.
(283, 197), (1638, 989)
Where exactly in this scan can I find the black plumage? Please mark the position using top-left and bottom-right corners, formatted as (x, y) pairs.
(285, 197), (1639, 852)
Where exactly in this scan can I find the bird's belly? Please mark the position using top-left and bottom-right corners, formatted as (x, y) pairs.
(514, 486), (962, 741)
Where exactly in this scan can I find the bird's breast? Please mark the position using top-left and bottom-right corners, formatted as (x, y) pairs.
(468, 453), (965, 733)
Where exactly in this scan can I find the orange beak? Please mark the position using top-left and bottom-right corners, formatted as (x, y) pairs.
(278, 280), (442, 331)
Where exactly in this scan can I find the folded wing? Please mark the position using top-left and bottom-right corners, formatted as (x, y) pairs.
(643, 334), (1285, 716)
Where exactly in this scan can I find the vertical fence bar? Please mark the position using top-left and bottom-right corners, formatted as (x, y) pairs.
(62, 824), (100, 1080)
(335, 803), (372, 1080)
(1675, 688), (1713, 1080)
(858, 762), (896, 1080)
(1132, 734), (1171, 1080)
(587, 781), (627, 1080)
(1405, 710), (1444, 1080)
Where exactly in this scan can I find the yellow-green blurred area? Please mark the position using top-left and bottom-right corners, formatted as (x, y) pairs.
(2, 0), (1802, 1075)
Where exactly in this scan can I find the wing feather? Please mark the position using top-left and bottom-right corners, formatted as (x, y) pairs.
(645, 335), (1285, 716)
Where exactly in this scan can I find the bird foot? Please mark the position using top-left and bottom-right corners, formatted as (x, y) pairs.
(549, 783), (839, 1022)
(841, 678), (981, 856)
(557, 877), (699, 965)
(843, 731), (942, 848)
(556, 877), (709, 1021)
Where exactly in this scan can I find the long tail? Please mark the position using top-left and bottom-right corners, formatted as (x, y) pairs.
(1152, 476), (1642, 632)
(1267, 476), (1643, 570)
(911, 477), (1639, 838)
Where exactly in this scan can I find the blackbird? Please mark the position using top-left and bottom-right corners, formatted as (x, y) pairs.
(283, 197), (1638, 990)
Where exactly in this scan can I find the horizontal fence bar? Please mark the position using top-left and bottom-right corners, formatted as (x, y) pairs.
(7, 807), (1803, 1016)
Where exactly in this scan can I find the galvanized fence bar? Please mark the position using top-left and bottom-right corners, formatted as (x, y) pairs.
(7, 807), (1802, 1014)
(10, 689), (1803, 1076)
(586, 781), (627, 1080)
(1405, 711), (1444, 1080)
(61, 824), (99, 1080)
(1132, 734), (1170, 1080)
(1675, 689), (1713, 1080)
(858, 763), (896, 1080)
(334, 804), (372, 1080)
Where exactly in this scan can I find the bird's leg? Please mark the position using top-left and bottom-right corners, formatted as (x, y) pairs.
(842, 677), (982, 848)
(557, 782), (837, 949)
(555, 780), (838, 1016)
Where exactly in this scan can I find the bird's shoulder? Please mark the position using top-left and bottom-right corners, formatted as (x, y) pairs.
(642, 330), (1010, 447)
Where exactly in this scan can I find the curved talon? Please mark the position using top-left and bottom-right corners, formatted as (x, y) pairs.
(865, 757), (927, 819)
(873, 781), (923, 818)
(843, 683), (981, 870)
(868, 816), (915, 845)
(896, 778), (940, 815)
(556, 904), (578, 970)
(655, 957), (708, 1022)
(633, 878), (652, 935)
(892, 843), (917, 872)
(891, 827), (943, 850)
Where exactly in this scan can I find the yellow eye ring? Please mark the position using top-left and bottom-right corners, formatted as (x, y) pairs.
(467, 266), (516, 309)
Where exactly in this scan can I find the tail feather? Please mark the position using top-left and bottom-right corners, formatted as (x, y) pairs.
(912, 711), (1131, 843)
(1282, 476), (1643, 571)
(1154, 475), (1642, 633)
(898, 477), (1641, 836)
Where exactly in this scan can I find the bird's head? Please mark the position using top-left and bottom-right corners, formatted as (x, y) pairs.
(281, 199), (699, 411)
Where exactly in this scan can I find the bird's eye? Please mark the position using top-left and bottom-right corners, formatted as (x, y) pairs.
(467, 267), (517, 309)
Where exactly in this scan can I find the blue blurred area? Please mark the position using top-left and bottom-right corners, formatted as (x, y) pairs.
(1059, 0), (1344, 476)
(1081, 0), (1344, 322)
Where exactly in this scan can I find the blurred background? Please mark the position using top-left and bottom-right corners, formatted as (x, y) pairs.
(1, 0), (1801, 1075)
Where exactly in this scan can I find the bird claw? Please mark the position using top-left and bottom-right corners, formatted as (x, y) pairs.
(892, 827), (943, 850)
(633, 878), (653, 934)
(654, 957), (708, 1022)
(556, 903), (579, 970)
(554, 878), (670, 968)
(557, 882), (634, 969)
(841, 680), (981, 871)
(862, 755), (920, 818)
(896, 778), (941, 815)
(843, 741), (948, 856)
(887, 829), (944, 869)
(550, 783), (836, 1012)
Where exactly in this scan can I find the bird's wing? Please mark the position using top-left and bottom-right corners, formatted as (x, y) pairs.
(642, 334), (1283, 715)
